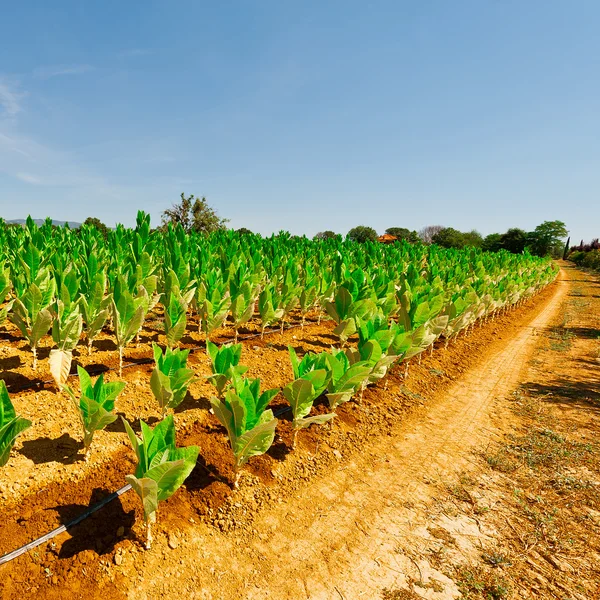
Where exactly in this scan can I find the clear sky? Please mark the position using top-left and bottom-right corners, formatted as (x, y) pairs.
(0, 1), (598, 241)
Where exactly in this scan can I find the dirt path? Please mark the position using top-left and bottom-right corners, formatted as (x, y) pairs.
(125, 275), (568, 600)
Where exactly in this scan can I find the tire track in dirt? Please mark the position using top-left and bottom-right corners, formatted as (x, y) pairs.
(129, 274), (568, 600)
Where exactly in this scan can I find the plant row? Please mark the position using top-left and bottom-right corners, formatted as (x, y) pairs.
(0, 213), (557, 386)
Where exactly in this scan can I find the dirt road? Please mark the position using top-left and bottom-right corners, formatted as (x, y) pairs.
(125, 275), (568, 600)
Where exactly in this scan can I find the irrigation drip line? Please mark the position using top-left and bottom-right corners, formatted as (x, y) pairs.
(0, 484), (132, 567)
(0, 409), (297, 567)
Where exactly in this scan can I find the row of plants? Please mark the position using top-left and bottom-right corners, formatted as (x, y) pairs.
(0, 213), (558, 549)
(0, 213), (557, 385)
(3, 274), (550, 548)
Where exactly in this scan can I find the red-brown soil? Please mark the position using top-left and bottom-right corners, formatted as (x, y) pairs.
(0, 275), (567, 599)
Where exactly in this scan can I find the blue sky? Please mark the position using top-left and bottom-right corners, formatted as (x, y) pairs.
(0, 1), (598, 241)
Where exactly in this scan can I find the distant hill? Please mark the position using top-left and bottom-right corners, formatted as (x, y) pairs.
(6, 218), (82, 228)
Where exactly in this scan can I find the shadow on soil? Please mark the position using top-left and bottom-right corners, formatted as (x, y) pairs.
(53, 489), (136, 558)
(174, 392), (211, 414)
(20, 433), (84, 464)
(0, 371), (45, 393)
(522, 380), (600, 412)
(92, 339), (118, 352)
(565, 326), (600, 340)
(105, 413), (160, 434)
(0, 355), (21, 370)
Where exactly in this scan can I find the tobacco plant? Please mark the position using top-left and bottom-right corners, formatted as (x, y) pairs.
(161, 270), (196, 347)
(49, 268), (83, 387)
(123, 415), (199, 548)
(111, 281), (150, 375)
(9, 270), (56, 370)
(63, 366), (125, 457)
(150, 343), (196, 417)
(78, 271), (111, 354)
(0, 380), (31, 467)
(210, 374), (278, 487)
(206, 340), (248, 397)
(321, 350), (372, 410)
(0, 264), (12, 325)
(282, 365), (334, 448)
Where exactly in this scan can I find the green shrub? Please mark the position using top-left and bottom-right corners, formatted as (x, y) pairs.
(582, 250), (600, 270)
(569, 250), (586, 265)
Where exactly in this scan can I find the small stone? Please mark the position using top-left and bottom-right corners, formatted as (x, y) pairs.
(168, 534), (179, 549)
(51, 575), (58, 585)
(114, 552), (123, 566)
(333, 450), (342, 459)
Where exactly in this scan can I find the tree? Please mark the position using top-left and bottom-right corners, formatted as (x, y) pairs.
(482, 233), (502, 252)
(161, 193), (229, 234)
(236, 227), (253, 235)
(431, 227), (465, 249)
(191, 196), (229, 234)
(313, 230), (338, 241)
(82, 217), (109, 238)
(562, 237), (570, 260)
(500, 228), (527, 254)
(527, 221), (568, 257)
(385, 228), (420, 243)
(162, 193), (192, 231)
(347, 226), (378, 244)
(461, 230), (483, 248)
(418, 225), (444, 244)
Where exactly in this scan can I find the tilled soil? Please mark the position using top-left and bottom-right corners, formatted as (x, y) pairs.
(0, 282), (560, 599)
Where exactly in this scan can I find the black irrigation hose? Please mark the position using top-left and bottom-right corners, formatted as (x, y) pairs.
(0, 484), (132, 567)
(0, 320), (312, 565)
(0, 401), (289, 568)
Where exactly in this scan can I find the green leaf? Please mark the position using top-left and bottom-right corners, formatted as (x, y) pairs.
(232, 413), (277, 467)
(30, 308), (54, 347)
(0, 417), (32, 466)
(125, 475), (159, 522)
(0, 380), (16, 426)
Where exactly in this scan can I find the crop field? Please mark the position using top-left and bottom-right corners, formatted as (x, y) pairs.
(0, 214), (560, 598)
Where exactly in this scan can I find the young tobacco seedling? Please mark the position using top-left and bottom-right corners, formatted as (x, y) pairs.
(123, 415), (199, 549)
(9, 271), (56, 370)
(258, 285), (284, 337)
(194, 279), (231, 341)
(0, 264), (13, 326)
(111, 284), (149, 375)
(63, 366), (125, 458)
(282, 368), (334, 449)
(288, 346), (322, 379)
(150, 343), (196, 418)
(230, 280), (258, 343)
(206, 340), (248, 397)
(78, 271), (111, 355)
(49, 270), (84, 388)
(321, 350), (372, 410)
(162, 270), (196, 348)
(210, 374), (278, 487)
(0, 380), (32, 467)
